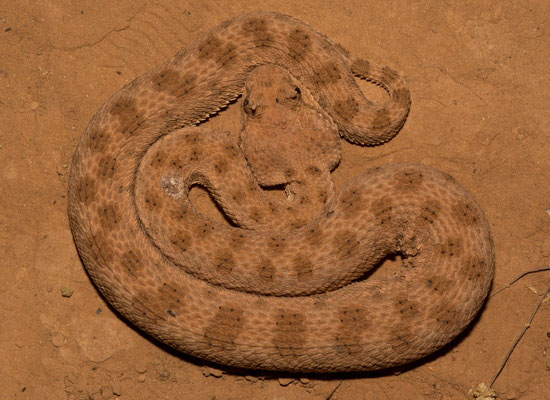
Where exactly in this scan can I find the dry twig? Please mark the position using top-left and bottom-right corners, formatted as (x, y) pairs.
(487, 267), (550, 389)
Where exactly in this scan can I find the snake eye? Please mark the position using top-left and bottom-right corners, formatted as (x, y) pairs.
(243, 98), (257, 116)
(289, 86), (301, 100)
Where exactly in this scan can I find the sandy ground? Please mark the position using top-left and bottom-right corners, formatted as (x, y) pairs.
(1, 1), (549, 399)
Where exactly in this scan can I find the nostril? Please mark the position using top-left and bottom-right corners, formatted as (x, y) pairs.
(243, 98), (257, 116)
(244, 101), (257, 116)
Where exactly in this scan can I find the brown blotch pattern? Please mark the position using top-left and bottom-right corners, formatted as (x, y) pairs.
(215, 250), (236, 274)
(74, 175), (97, 204)
(198, 35), (223, 60)
(97, 155), (116, 179)
(461, 256), (486, 281)
(303, 227), (323, 247)
(333, 96), (359, 121)
(88, 234), (115, 265)
(306, 165), (322, 176)
(120, 249), (145, 278)
(287, 217), (307, 230)
(388, 323), (416, 351)
(196, 222), (215, 239)
(432, 302), (462, 328)
(170, 207), (188, 222)
(298, 194), (310, 207)
(371, 109), (392, 131)
(293, 254), (313, 280)
(339, 186), (363, 217)
(152, 69), (198, 99)
(184, 133), (202, 145)
(283, 167), (296, 180)
(272, 310), (307, 357)
(248, 207), (264, 224)
(426, 274), (454, 294)
(224, 143), (241, 160)
(158, 281), (186, 319)
(314, 63), (342, 86)
(171, 229), (193, 252)
(333, 307), (369, 355)
(97, 201), (121, 232)
(131, 289), (157, 323)
(266, 201), (280, 216)
(394, 87), (411, 108)
(381, 66), (399, 84)
(440, 237), (462, 258)
(394, 169), (424, 191)
(231, 189), (246, 206)
(130, 281), (185, 323)
(229, 231), (246, 250)
(351, 59), (371, 77)
(188, 147), (204, 163)
(257, 258), (276, 281)
(88, 127), (110, 153)
(370, 196), (395, 226)
(242, 17), (273, 46)
(109, 96), (146, 137)
(204, 305), (245, 351)
(317, 188), (329, 203)
(394, 292), (420, 317)
(213, 157), (229, 176)
(288, 27), (311, 60)
(143, 189), (164, 212)
(333, 231), (360, 259)
(201, 39), (239, 66)
(150, 149), (168, 168)
(268, 235), (287, 252)
(211, 41), (239, 66)
(168, 154), (184, 170)
(417, 199), (441, 225)
(453, 200), (481, 226)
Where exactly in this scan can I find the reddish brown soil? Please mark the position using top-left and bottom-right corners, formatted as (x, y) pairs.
(1, 1), (549, 399)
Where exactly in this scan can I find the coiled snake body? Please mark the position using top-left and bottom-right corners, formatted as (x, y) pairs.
(68, 12), (494, 372)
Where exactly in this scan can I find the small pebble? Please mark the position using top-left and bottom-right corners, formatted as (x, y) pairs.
(60, 286), (73, 298)
(51, 332), (65, 347)
(278, 377), (295, 386)
(111, 379), (122, 396)
(100, 385), (112, 397)
(201, 366), (223, 378)
(134, 360), (147, 374)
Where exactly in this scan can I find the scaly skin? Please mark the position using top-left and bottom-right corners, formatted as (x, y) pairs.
(67, 12), (493, 372)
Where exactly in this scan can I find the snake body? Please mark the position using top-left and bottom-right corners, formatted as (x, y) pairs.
(67, 12), (494, 372)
